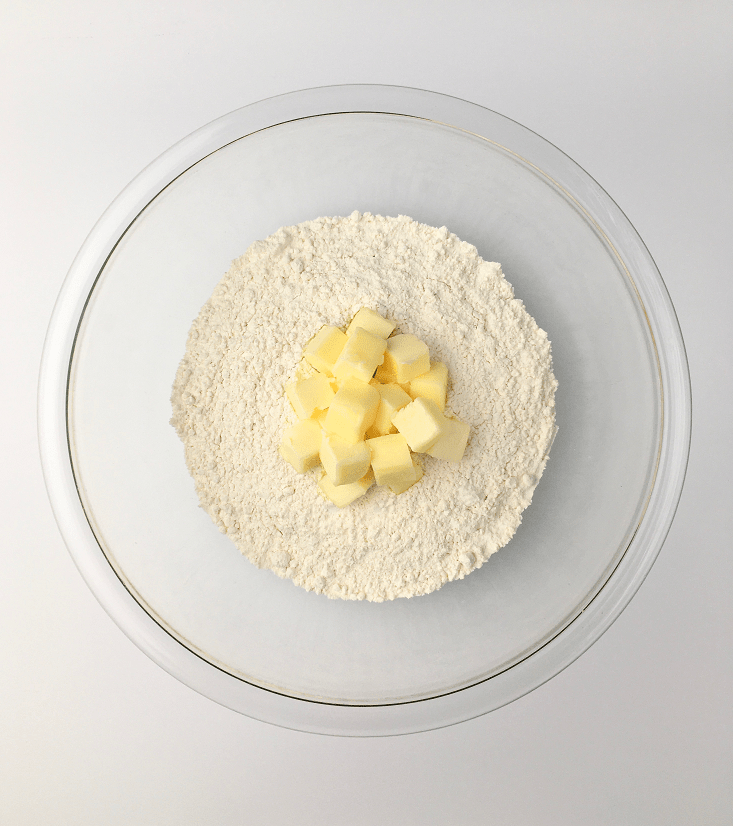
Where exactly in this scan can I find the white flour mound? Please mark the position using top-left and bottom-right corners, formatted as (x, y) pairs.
(171, 213), (557, 601)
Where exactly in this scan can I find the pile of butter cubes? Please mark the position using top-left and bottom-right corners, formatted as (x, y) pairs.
(279, 308), (470, 507)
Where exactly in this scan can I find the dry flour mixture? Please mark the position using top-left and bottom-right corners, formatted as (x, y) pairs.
(170, 213), (557, 601)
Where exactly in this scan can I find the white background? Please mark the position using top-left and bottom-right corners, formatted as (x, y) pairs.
(2, 2), (731, 823)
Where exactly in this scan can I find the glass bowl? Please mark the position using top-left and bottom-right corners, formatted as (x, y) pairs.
(38, 85), (690, 736)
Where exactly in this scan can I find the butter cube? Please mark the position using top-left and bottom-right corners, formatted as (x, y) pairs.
(391, 397), (444, 452)
(323, 378), (380, 443)
(279, 418), (322, 473)
(427, 417), (470, 463)
(375, 334), (430, 384)
(333, 327), (387, 383)
(373, 362), (395, 383)
(370, 382), (412, 436)
(318, 470), (374, 508)
(408, 361), (448, 411)
(285, 374), (335, 419)
(389, 459), (424, 495)
(366, 433), (413, 487)
(303, 325), (348, 377)
(346, 307), (396, 339)
(320, 434), (371, 486)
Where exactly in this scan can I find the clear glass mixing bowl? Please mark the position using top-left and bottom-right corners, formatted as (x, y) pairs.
(38, 85), (690, 736)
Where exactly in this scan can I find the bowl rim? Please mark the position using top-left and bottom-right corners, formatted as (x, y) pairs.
(38, 84), (691, 736)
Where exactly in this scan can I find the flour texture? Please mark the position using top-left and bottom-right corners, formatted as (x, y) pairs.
(170, 213), (557, 601)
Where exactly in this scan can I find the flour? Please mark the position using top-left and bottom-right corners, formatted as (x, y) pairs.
(170, 213), (557, 601)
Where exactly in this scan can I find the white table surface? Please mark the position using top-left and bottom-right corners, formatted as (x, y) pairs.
(2, 2), (731, 823)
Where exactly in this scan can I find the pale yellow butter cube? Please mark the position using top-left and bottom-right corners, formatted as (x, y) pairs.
(408, 361), (448, 411)
(279, 418), (322, 474)
(391, 397), (444, 452)
(333, 327), (387, 384)
(303, 325), (348, 377)
(366, 433), (413, 487)
(377, 334), (430, 384)
(320, 434), (371, 487)
(318, 470), (374, 508)
(373, 361), (396, 383)
(388, 458), (423, 495)
(285, 374), (335, 419)
(346, 307), (396, 339)
(427, 417), (470, 463)
(323, 378), (380, 443)
(371, 382), (412, 436)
